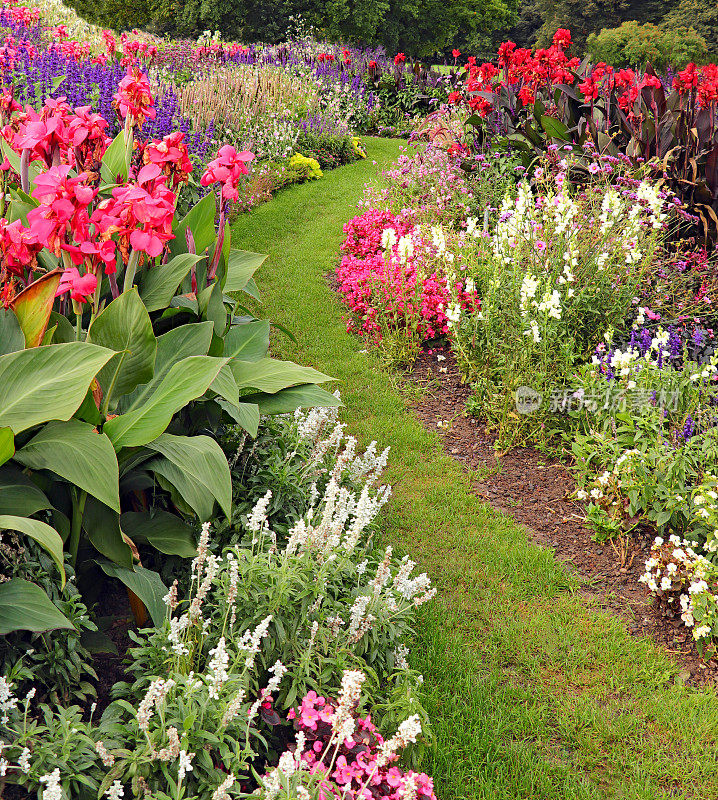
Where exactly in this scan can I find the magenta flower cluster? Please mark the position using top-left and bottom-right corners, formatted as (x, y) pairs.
(336, 208), (455, 341)
(287, 690), (436, 800)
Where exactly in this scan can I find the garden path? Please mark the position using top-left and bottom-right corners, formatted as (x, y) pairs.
(232, 139), (718, 800)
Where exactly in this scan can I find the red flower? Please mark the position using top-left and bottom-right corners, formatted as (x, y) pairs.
(27, 165), (96, 260)
(200, 144), (255, 202)
(113, 67), (156, 128)
(552, 29), (571, 50)
(394, 53), (405, 65)
(452, 49), (461, 59)
(55, 267), (97, 302)
(141, 131), (193, 189)
(0, 218), (41, 277)
(368, 60), (377, 69)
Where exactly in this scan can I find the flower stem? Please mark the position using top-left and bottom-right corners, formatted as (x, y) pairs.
(123, 249), (140, 293)
(68, 488), (87, 568)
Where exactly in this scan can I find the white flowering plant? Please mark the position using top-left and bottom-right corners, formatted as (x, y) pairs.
(446, 154), (668, 446)
(639, 534), (718, 652)
(569, 336), (718, 541)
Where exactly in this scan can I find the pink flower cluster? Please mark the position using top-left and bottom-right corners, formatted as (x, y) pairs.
(200, 144), (255, 202)
(0, 76), (254, 308)
(336, 209), (451, 341)
(287, 691), (436, 800)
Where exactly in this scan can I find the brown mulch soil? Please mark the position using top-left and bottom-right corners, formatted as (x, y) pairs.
(409, 345), (718, 687)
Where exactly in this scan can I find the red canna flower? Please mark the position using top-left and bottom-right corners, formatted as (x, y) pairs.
(55, 267), (97, 302)
(394, 53), (405, 66)
(452, 49), (461, 59)
(113, 67), (156, 129)
(200, 144), (255, 203)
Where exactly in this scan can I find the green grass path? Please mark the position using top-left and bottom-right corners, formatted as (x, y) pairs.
(233, 138), (718, 800)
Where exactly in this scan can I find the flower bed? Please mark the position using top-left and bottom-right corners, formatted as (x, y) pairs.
(1, 406), (437, 799)
(334, 31), (718, 653)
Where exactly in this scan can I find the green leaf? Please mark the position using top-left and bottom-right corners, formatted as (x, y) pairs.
(120, 510), (196, 557)
(149, 458), (214, 521)
(0, 343), (115, 434)
(210, 365), (240, 407)
(241, 277), (261, 302)
(116, 321), (214, 413)
(86, 289), (157, 408)
(223, 249), (267, 293)
(10, 269), (62, 347)
(0, 515), (66, 586)
(243, 384), (342, 415)
(80, 630), (118, 655)
(14, 419), (120, 512)
(0, 308), (25, 354)
(104, 356), (229, 448)
(0, 466), (52, 516)
(231, 358), (333, 394)
(198, 281), (227, 335)
(0, 579), (73, 634)
(140, 254), (204, 313)
(97, 562), (168, 627)
(83, 496), (133, 567)
(223, 320), (269, 361)
(0, 427), (14, 467)
(217, 400), (260, 436)
(48, 311), (76, 344)
(169, 192), (216, 259)
(539, 115), (570, 141)
(145, 433), (231, 519)
(100, 131), (129, 186)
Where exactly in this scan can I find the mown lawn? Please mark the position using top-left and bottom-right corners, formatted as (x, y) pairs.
(232, 138), (718, 800)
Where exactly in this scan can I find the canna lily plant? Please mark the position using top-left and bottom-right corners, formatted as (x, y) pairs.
(0, 67), (339, 633)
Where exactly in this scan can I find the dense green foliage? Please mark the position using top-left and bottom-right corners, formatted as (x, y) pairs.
(65, 0), (517, 58)
(586, 20), (708, 69)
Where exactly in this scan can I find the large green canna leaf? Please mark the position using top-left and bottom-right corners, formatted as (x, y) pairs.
(104, 356), (229, 448)
(223, 320), (269, 361)
(0, 515), (66, 586)
(97, 562), (168, 627)
(0, 466), (52, 516)
(198, 281), (227, 335)
(242, 384), (342, 415)
(0, 342), (115, 434)
(87, 289), (157, 408)
(117, 321), (214, 413)
(10, 269), (62, 347)
(231, 357), (333, 394)
(210, 365), (240, 407)
(0, 308), (25, 355)
(149, 458), (214, 521)
(14, 419), (120, 513)
(223, 249), (267, 293)
(140, 254), (204, 313)
(0, 428), (14, 468)
(0, 579), (74, 634)
(145, 433), (231, 519)
(121, 510), (196, 557)
(83, 496), (132, 567)
(217, 400), (260, 437)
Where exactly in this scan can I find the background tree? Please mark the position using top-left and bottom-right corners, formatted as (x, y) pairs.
(586, 20), (708, 70)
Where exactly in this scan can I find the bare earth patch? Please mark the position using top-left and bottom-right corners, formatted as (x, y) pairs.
(409, 345), (718, 687)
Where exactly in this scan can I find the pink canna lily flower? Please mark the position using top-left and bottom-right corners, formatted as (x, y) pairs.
(55, 267), (97, 302)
